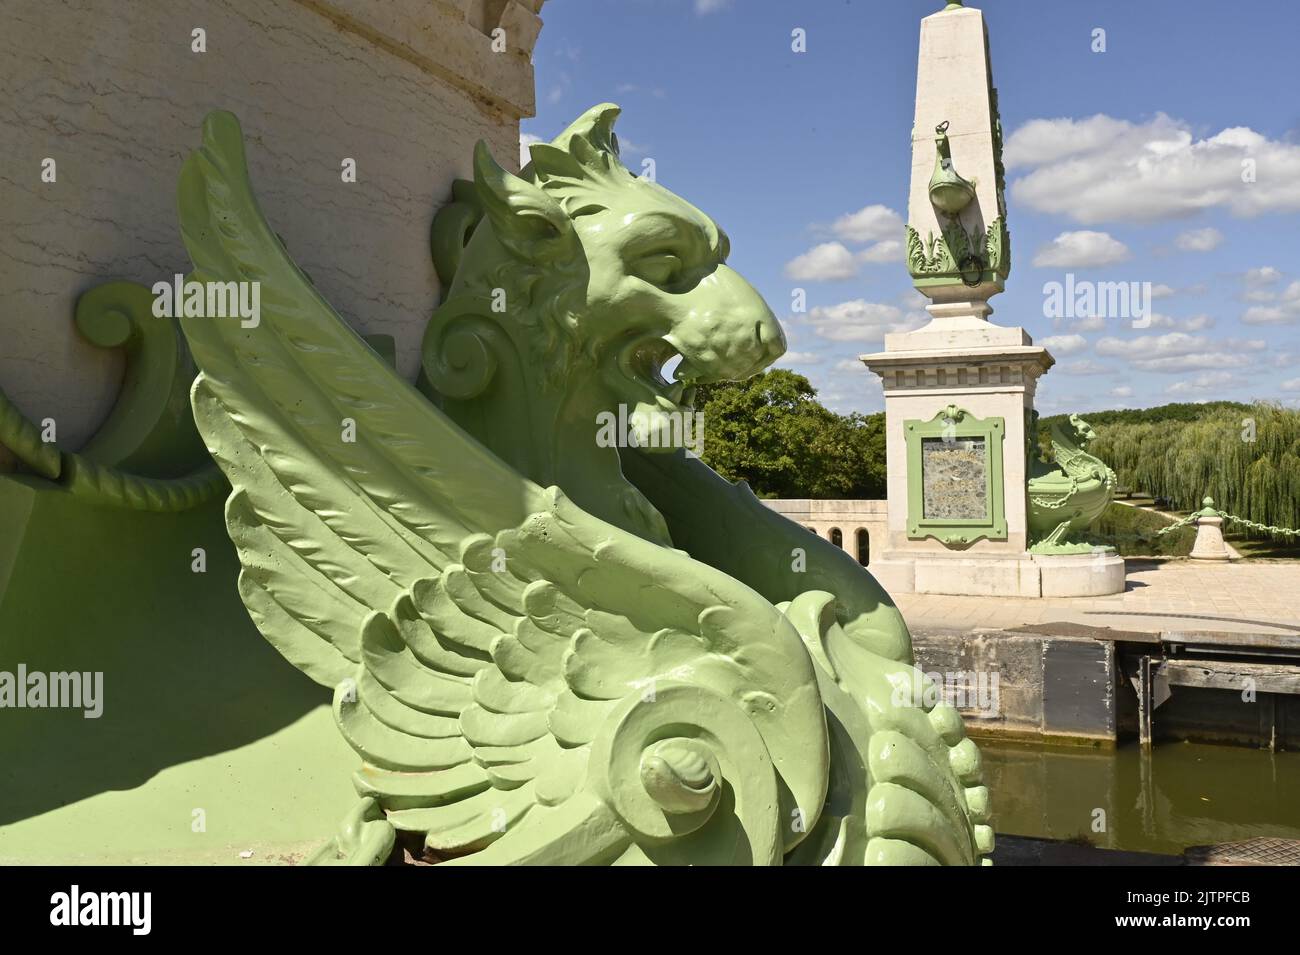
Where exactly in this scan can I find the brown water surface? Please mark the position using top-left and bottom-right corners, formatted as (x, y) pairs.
(982, 739), (1300, 855)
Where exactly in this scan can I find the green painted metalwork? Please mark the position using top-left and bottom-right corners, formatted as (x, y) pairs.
(74, 281), (208, 476)
(175, 106), (992, 866)
(905, 405), (1006, 546)
(0, 282), (224, 510)
(0, 470), (356, 864)
(907, 217), (1009, 289)
(990, 86), (1009, 222)
(1027, 413), (1118, 553)
(928, 122), (976, 215)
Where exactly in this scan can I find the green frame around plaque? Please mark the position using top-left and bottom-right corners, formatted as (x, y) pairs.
(905, 404), (1006, 546)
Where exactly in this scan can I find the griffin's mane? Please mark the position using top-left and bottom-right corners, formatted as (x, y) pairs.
(524, 103), (636, 217)
(429, 104), (642, 389)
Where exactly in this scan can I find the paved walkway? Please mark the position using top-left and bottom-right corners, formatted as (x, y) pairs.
(893, 560), (1300, 635)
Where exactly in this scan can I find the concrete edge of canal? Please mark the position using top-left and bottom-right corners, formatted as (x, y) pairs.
(912, 623), (1300, 750)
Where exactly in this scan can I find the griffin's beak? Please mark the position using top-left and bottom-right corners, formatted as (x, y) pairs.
(665, 265), (787, 384)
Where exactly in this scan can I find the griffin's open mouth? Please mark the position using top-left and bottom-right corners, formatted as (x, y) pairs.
(617, 335), (702, 411)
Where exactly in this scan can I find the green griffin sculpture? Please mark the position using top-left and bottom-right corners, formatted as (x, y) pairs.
(176, 105), (991, 866)
(1027, 413), (1118, 552)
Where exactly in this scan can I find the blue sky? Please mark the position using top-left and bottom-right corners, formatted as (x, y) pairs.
(522, 0), (1300, 416)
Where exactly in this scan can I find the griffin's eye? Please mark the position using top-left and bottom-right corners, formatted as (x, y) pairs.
(635, 253), (683, 288)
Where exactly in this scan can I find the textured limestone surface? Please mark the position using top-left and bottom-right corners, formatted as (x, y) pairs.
(1, 0), (538, 448)
(921, 438), (988, 521)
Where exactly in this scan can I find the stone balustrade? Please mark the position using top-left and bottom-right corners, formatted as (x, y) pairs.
(761, 498), (889, 566)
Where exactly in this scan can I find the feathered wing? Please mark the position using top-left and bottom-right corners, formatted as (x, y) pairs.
(177, 111), (829, 865)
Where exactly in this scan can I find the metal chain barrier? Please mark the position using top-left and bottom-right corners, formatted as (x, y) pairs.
(1219, 514), (1300, 539)
(1158, 499), (1299, 539)
(1156, 512), (1201, 537)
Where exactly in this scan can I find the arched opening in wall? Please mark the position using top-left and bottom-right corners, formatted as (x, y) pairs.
(856, 528), (869, 567)
(830, 527), (842, 548)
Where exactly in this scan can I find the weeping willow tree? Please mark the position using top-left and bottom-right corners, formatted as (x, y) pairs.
(1090, 403), (1300, 538)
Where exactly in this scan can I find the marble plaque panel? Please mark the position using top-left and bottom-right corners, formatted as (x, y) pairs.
(921, 436), (987, 520)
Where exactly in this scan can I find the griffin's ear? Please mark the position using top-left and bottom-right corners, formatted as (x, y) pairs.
(472, 141), (574, 263)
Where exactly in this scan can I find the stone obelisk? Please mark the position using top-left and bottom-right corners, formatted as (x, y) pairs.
(862, 1), (1057, 598)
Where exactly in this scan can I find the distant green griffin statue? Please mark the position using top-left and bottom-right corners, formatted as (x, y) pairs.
(1028, 413), (1118, 552)
(177, 105), (991, 866)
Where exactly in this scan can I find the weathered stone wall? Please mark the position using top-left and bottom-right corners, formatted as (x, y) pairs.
(912, 627), (1119, 744)
(1, 0), (543, 448)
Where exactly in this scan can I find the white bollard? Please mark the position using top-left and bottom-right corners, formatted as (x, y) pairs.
(1189, 498), (1231, 561)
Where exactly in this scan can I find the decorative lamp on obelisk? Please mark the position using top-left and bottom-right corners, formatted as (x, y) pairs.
(861, 0), (1125, 598)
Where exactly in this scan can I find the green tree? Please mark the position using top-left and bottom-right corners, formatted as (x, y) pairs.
(1080, 401), (1300, 537)
(694, 369), (886, 499)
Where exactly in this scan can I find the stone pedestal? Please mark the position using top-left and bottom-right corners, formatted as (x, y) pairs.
(864, 314), (1054, 596)
(1190, 515), (1232, 561)
(1034, 551), (1128, 597)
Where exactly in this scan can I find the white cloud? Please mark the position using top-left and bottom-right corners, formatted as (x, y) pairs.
(1032, 231), (1131, 268)
(1147, 312), (1215, 331)
(519, 133), (544, 167)
(775, 350), (824, 367)
(1138, 353), (1256, 373)
(1005, 113), (1300, 223)
(1175, 227), (1224, 252)
(858, 240), (904, 264)
(1040, 334), (1089, 356)
(1005, 114), (1137, 169)
(1053, 313), (1108, 333)
(1167, 372), (1244, 396)
(784, 242), (858, 281)
(829, 205), (904, 244)
(1281, 378), (1300, 392)
(1242, 302), (1300, 325)
(1094, 332), (1267, 372)
(1109, 385), (1134, 399)
(695, 0), (731, 13)
(1098, 333), (1220, 357)
(1246, 266), (1283, 287)
(1239, 272), (1300, 324)
(803, 299), (926, 343)
(1057, 360), (1111, 376)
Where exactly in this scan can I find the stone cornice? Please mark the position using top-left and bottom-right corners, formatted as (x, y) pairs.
(290, 0), (544, 120)
(860, 346), (1054, 392)
(860, 344), (1053, 372)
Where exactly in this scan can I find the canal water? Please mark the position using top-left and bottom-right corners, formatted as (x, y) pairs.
(981, 739), (1300, 855)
